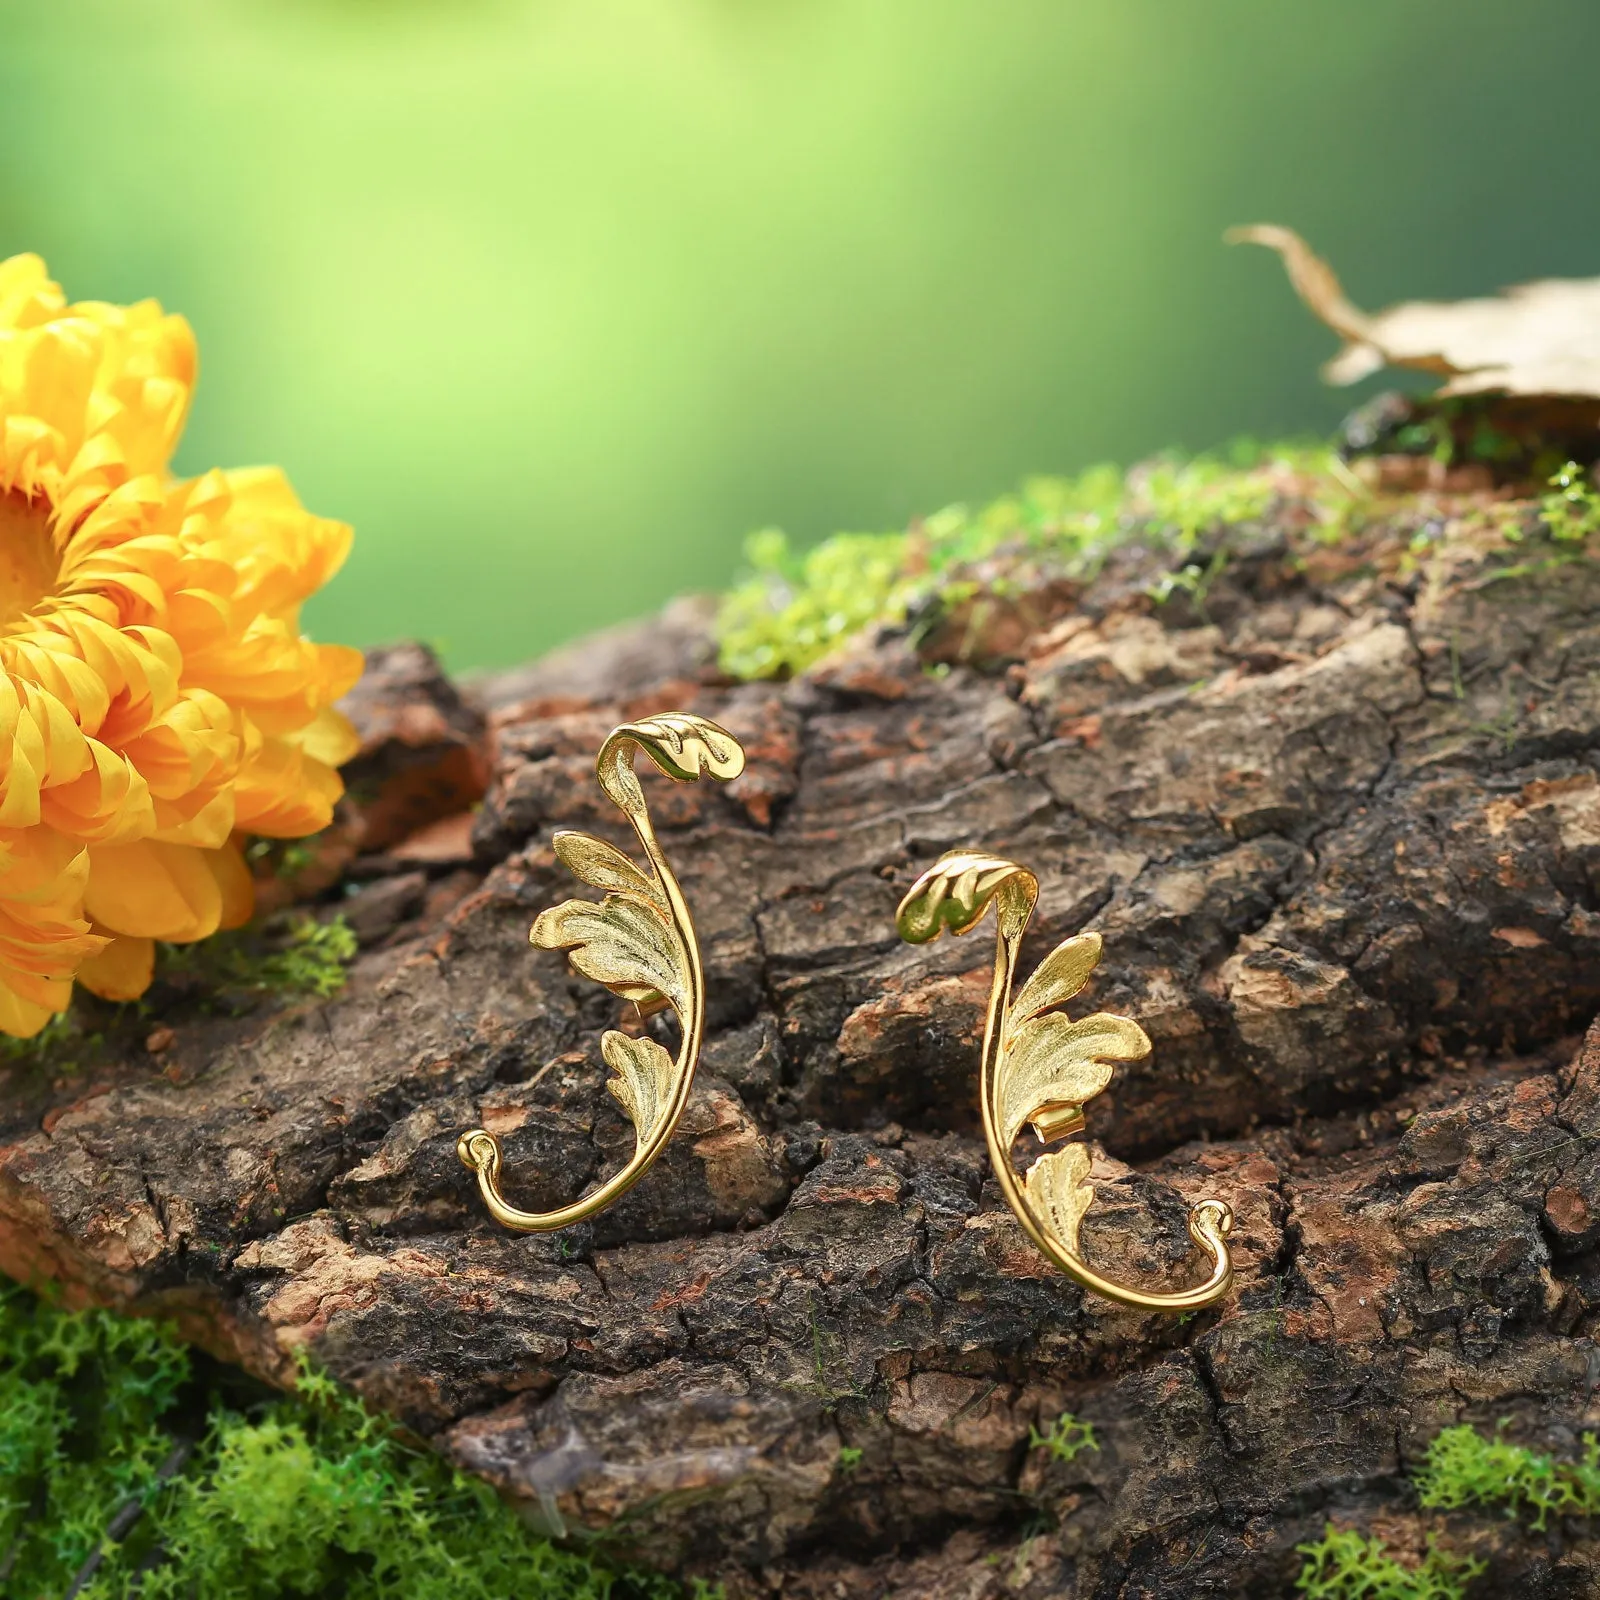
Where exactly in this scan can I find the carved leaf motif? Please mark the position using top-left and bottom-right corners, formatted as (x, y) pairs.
(997, 1011), (1150, 1148)
(896, 850), (1028, 944)
(552, 831), (667, 913)
(1023, 1143), (1096, 1258)
(1007, 933), (1103, 1031)
(532, 895), (688, 1015)
(601, 1029), (677, 1147)
(598, 712), (746, 812)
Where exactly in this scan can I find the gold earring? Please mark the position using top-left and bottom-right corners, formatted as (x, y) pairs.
(896, 850), (1233, 1311)
(459, 713), (745, 1232)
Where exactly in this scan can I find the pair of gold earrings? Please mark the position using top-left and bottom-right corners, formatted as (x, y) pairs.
(457, 713), (1233, 1313)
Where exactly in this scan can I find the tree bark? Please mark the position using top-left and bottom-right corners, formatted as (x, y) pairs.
(3, 483), (1600, 1596)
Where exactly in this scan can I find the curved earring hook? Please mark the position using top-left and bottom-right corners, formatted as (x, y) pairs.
(896, 850), (1233, 1311)
(459, 712), (745, 1232)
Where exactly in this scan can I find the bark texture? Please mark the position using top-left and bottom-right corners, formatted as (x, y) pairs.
(4, 482), (1600, 1595)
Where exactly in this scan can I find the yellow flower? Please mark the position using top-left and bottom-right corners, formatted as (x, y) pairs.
(0, 254), (362, 1036)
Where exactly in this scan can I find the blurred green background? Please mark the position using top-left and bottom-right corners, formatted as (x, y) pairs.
(3, 0), (1598, 671)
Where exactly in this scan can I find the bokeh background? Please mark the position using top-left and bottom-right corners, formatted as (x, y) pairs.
(3, 0), (1599, 670)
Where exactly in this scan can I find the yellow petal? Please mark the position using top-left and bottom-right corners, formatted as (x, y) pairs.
(76, 933), (154, 1001)
(86, 839), (223, 942)
(0, 254), (62, 330)
(315, 645), (365, 704)
(233, 737), (343, 837)
(299, 704), (361, 767)
(211, 838), (255, 931)
(0, 981), (57, 1038)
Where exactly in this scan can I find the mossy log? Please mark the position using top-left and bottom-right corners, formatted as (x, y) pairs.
(4, 475), (1600, 1596)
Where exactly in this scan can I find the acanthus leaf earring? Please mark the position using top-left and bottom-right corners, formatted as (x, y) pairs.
(459, 713), (745, 1232)
(896, 850), (1233, 1312)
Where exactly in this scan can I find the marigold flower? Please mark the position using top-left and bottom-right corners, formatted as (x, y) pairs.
(0, 255), (362, 1036)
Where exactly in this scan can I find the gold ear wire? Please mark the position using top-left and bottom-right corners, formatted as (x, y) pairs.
(459, 713), (745, 1232)
(896, 850), (1233, 1312)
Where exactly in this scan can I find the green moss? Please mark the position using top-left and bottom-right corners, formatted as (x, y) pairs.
(0, 1284), (685, 1599)
(799, 1296), (864, 1405)
(1538, 461), (1600, 544)
(715, 441), (1343, 679)
(156, 914), (359, 1011)
(0, 1009), (103, 1077)
(1027, 1411), (1098, 1464)
(1133, 442), (1294, 549)
(0, 915), (359, 1080)
(245, 836), (322, 883)
(716, 526), (909, 680)
(1292, 1423), (1600, 1598)
(247, 916), (360, 1000)
(1415, 1423), (1600, 1531)
(1359, 392), (1600, 482)
(1294, 1528), (1483, 1600)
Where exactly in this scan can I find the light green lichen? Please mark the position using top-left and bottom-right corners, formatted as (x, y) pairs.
(1415, 1423), (1600, 1531)
(715, 441), (1345, 679)
(1294, 1423), (1600, 1599)
(1294, 1528), (1483, 1600)
(1028, 1411), (1098, 1464)
(716, 526), (910, 680)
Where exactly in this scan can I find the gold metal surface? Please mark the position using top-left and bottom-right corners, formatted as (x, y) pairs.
(458, 712), (745, 1231)
(896, 850), (1233, 1311)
